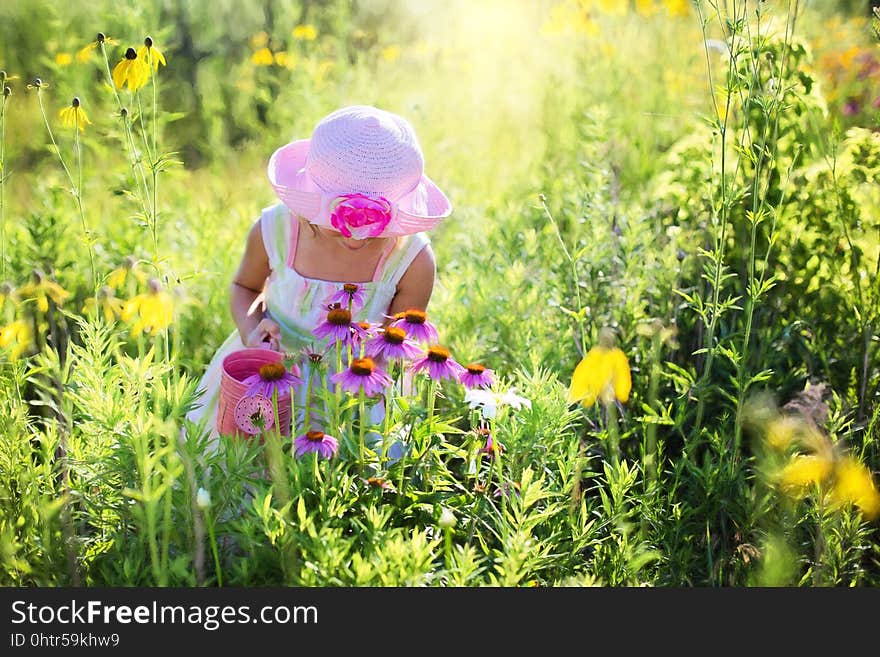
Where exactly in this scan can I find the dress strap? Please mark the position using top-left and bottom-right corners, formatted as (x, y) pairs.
(259, 204), (292, 271)
(371, 237), (399, 282)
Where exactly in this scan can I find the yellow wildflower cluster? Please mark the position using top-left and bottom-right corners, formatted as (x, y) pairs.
(764, 412), (880, 521)
(120, 278), (174, 337)
(111, 37), (166, 92)
(542, 0), (690, 34)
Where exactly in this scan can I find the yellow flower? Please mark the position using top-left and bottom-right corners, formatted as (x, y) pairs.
(596, 0), (627, 16)
(83, 286), (125, 323)
(137, 37), (166, 72)
(778, 454), (834, 494)
(380, 45), (401, 64)
(55, 52), (73, 66)
(0, 320), (32, 361)
(0, 281), (18, 311)
(292, 24), (318, 41)
(19, 272), (71, 313)
(249, 31), (269, 49)
(107, 256), (147, 290)
(662, 0), (690, 17)
(121, 278), (174, 336)
(274, 51), (297, 69)
(251, 47), (274, 66)
(58, 97), (92, 132)
(76, 33), (119, 63)
(635, 0), (659, 17)
(569, 336), (632, 407)
(828, 457), (880, 520)
(112, 47), (150, 91)
(764, 415), (800, 451)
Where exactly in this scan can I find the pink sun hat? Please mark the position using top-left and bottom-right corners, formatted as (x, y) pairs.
(268, 105), (453, 238)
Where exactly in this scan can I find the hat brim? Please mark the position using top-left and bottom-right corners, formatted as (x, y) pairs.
(268, 139), (452, 237)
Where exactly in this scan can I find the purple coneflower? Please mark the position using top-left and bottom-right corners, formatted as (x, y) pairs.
(459, 362), (495, 389)
(351, 320), (379, 352)
(365, 326), (423, 361)
(477, 428), (504, 459)
(293, 430), (339, 459)
(241, 361), (303, 398)
(390, 309), (439, 344)
(313, 304), (364, 346)
(325, 283), (367, 311)
(411, 345), (466, 382)
(330, 356), (392, 397)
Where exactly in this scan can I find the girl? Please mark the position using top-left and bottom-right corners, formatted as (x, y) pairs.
(185, 105), (452, 451)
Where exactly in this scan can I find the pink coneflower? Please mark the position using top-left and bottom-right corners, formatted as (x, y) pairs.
(459, 362), (495, 389)
(293, 430), (339, 459)
(325, 283), (367, 311)
(411, 345), (466, 382)
(390, 309), (439, 344)
(313, 304), (362, 345)
(241, 361), (303, 398)
(365, 326), (423, 361)
(351, 320), (379, 352)
(330, 357), (392, 397)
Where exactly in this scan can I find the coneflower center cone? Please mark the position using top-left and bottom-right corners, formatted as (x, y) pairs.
(404, 309), (427, 324)
(350, 357), (375, 375)
(344, 284), (358, 293)
(306, 431), (325, 442)
(427, 346), (450, 363)
(383, 327), (406, 345)
(327, 308), (352, 324)
(466, 363), (486, 375)
(258, 362), (287, 381)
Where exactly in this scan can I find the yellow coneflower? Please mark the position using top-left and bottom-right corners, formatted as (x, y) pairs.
(380, 45), (401, 64)
(249, 31), (269, 49)
(0, 281), (18, 312)
(568, 330), (632, 407)
(54, 52), (73, 66)
(82, 286), (125, 323)
(274, 51), (297, 69)
(635, 0), (659, 17)
(137, 36), (166, 72)
(292, 24), (318, 41)
(58, 97), (92, 132)
(121, 278), (174, 336)
(251, 47), (274, 66)
(112, 47), (150, 92)
(106, 255), (147, 290)
(662, 0), (690, 17)
(0, 319), (32, 361)
(19, 271), (70, 313)
(778, 454), (834, 494)
(76, 32), (119, 63)
(828, 457), (880, 520)
(0, 71), (19, 85)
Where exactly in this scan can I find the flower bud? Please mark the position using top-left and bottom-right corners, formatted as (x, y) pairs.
(196, 488), (212, 509)
(438, 507), (456, 529)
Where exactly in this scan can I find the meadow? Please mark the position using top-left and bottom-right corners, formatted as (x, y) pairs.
(1, 0), (879, 586)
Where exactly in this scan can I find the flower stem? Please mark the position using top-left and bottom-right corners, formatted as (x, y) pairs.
(1, 91), (8, 279)
(205, 511), (222, 586)
(358, 388), (366, 470)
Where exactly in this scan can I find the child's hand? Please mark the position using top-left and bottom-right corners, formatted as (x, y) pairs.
(244, 318), (281, 350)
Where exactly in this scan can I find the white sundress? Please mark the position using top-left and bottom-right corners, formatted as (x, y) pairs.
(185, 202), (430, 451)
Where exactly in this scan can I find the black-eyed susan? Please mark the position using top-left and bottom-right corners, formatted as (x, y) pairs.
(0, 319), (31, 360)
(112, 47), (150, 92)
(0, 71), (19, 85)
(58, 97), (92, 132)
(121, 277), (174, 336)
(137, 36), (166, 72)
(19, 270), (70, 313)
(251, 47), (274, 66)
(568, 329), (632, 407)
(292, 24), (318, 41)
(82, 285), (124, 323)
(777, 454), (834, 494)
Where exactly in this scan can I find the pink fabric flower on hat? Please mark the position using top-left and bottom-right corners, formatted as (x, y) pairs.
(330, 193), (392, 239)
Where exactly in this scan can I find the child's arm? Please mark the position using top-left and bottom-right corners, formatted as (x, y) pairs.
(230, 219), (281, 348)
(386, 244), (437, 320)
